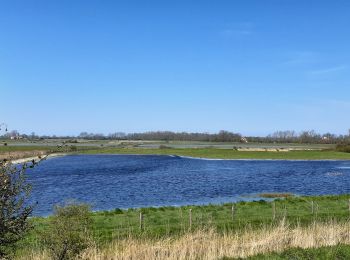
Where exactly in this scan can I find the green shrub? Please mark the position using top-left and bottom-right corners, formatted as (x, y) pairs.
(336, 144), (350, 153)
(113, 208), (123, 214)
(159, 144), (172, 149)
(0, 161), (34, 258)
(69, 145), (78, 152)
(42, 202), (93, 260)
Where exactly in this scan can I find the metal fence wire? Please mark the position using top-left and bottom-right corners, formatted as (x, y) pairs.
(21, 198), (350, 248)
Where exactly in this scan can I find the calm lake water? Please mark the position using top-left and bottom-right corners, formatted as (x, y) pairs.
(26, 155), (350, 216)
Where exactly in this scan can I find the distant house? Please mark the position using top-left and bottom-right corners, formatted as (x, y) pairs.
(240, 137), (248, 143)
(10, 135), (22, 140)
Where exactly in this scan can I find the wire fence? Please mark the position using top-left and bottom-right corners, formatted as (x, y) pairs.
(90, 198), (350, 242)
(22, 198), (350, 248)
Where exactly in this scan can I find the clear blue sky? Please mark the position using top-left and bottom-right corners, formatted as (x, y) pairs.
(1, 0), (349, 136)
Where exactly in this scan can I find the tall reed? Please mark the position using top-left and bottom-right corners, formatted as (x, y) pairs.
(20, 219), (350, 260)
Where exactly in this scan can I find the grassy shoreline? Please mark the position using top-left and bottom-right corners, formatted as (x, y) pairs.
(22, 223), (350, 260)
(80, 147), (350, 160)
(2, 143), (350, 160)
(19, 194), (350, 259)
(27, 195), (350, 242)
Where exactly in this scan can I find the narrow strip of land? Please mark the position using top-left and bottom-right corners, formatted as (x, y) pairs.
(81, 147), (350, 160)
(2, 141), (350, 160)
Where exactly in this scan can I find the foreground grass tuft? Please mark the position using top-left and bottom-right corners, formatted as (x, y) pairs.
(238, 244), (350, 260)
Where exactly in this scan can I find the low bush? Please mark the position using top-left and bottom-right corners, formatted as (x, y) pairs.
(69, 145), (78, 152)
(335, 144), (350, 153)
(159, 145), (172, 149)
(42, 202), (93, 260)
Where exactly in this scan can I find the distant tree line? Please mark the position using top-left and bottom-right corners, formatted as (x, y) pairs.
(74, 130), (243, 142)
(247, 130), (350, 144)
(124, 130), (242, 142)
(1, 129), (350, 144)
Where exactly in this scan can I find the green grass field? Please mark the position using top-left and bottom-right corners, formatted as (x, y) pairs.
(1, 140), (349, 160)
(81, 147), (350, 160)
(0, 145), (55, 152)
(23, 195), (350, 248)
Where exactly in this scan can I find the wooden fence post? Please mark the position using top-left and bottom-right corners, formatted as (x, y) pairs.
(189, 208), (192, 230)
(311, 201), (314, 215)
(283, 205), (287, 218)
(231, 204), (235, 221)
(139, 212), (144, 230)
(272, 201), (276, 220)
(348, 199), (350, 242)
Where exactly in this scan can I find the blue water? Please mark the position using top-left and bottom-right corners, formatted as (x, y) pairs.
(26, 155), (350, 216)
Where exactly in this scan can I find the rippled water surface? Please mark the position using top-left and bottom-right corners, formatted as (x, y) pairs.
(26, 155), (350, 215)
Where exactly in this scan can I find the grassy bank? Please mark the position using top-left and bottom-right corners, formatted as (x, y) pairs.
(14, 195), (350, 259)
(22, 195), (350, 246)
(0, 145), (56, 152)
(81, 147), (350, 160)
(20, 219), (350, 259)
(2, 142), (349, 160)
(0, 146), (56, 161)
(0, 145), (92, 161)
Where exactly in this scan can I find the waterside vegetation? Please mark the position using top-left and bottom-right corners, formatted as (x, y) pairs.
(16, 194), (350, 259)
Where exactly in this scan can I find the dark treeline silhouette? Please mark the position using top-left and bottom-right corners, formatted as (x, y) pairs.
(247, 130), (350, 144)
(126, 130), (242, 142)
(74, 130), (243, 142)
(1, 130), (350, 144)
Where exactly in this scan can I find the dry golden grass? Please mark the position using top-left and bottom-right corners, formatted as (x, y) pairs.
(0, 150), (46, 161)
(20, 220), (350, 260)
